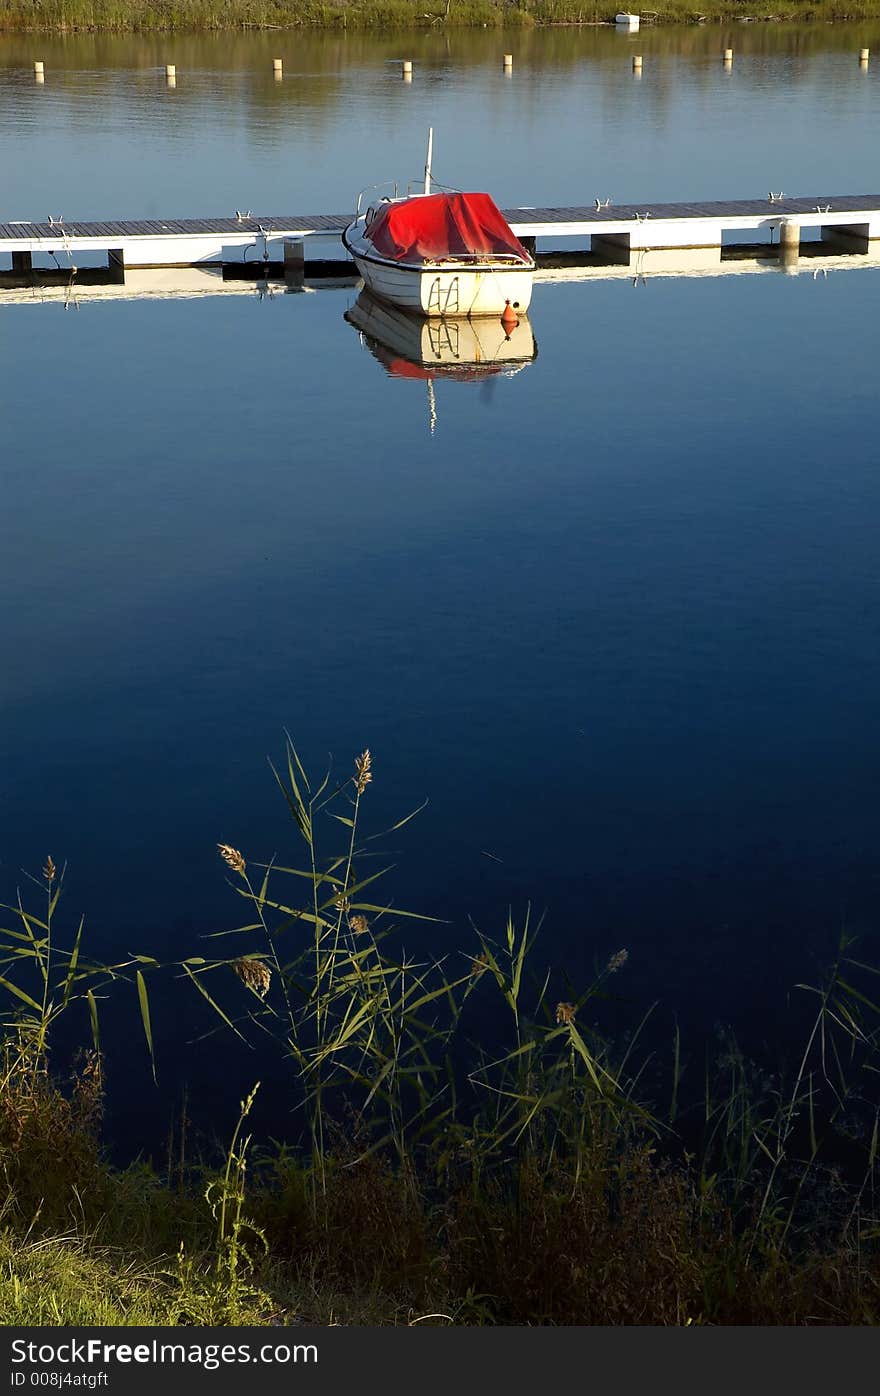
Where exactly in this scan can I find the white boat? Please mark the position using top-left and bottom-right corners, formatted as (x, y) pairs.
(615, 12), (640, 28)
(342, 130), (534, 318)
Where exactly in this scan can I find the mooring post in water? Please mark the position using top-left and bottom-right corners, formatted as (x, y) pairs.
(503, 54), (513, 72)
(402, 60), (413, 81)
(723, 48), (733, 66)
(165, 64), (176, 86)
(859, 48), (870, 66)
(273, 58), (283, 79)
(632, 55), (643, 75)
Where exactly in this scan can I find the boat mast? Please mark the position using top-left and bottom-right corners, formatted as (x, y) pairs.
(424, 127), (433, 196)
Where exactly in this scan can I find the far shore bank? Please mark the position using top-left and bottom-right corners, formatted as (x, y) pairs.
(2, 2), (880, 37)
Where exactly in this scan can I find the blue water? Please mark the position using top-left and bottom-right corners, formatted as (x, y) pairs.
(2, 27), (880, 1144)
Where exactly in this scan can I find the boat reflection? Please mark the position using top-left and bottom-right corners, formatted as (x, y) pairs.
(344, 291), (538, 385)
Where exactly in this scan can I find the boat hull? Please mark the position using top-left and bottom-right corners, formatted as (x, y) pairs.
(343, 219), (533, 317)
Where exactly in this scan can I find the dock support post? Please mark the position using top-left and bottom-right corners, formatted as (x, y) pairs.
(778, 219), (800, 273)
(284, 238), (305, 287)
(520, 236), (536, 256)
(779, 220), (800, 252)
(108, 248), (125, 279)
(11, 251), (33, 275)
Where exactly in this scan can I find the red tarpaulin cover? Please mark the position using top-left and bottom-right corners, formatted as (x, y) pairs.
(365, 192), (530, 264)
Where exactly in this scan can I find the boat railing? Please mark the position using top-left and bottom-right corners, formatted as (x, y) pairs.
(357, 178), (462, 209)
(406, 176), (461, 197)
(355, 182), (403, 214)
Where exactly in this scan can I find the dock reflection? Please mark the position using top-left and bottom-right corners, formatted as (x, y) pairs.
(2, 242), (879, 313)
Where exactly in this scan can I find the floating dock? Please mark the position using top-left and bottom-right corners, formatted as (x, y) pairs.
(2, 195), (880, 275)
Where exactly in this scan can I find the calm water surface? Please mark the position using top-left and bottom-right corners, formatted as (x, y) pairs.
(2, 27), (879, 1141)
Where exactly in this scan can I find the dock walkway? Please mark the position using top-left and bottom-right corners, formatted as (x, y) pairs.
(2, 195), (879, 271)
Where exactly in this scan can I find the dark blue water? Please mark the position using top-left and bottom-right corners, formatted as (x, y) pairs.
(2, 28), (880, 1147)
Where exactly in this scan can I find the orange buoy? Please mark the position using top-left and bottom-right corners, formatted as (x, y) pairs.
(501, 300), (518, 330)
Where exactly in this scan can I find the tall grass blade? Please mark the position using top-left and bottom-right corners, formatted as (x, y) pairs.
(61, 918), (84, 1009)
(86, 988), (100, 1053)
(183, 965), (249, 1044)
(0, 974), (42, 1013)
(135, 970), (156, 1083)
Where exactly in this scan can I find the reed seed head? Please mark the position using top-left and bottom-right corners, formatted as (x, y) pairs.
(335, 894), (352, 915)
(470, 951), (490, 978)
(233, 958), (271, 998)
(556, 1001), (576, 1025)
(607, 949), (629, 973)
(354, 749), (373, 795)
(349, 914), (369, 935)
(43, 856), (56, 884)
(218, 843), (246, 876)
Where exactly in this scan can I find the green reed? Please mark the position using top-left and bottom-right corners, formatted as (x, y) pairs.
(175, 740), (654, 1219)
(205, 741), (475, 1199)
(0, 857), (137, 1085)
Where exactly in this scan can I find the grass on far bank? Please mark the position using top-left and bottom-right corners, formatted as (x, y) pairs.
(2, 740), (880, 1325)
(2, 0), (880, 35)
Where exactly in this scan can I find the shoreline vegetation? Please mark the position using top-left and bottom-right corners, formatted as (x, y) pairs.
(2, 741), (880, 1325)
(2, 1), (880, 35)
